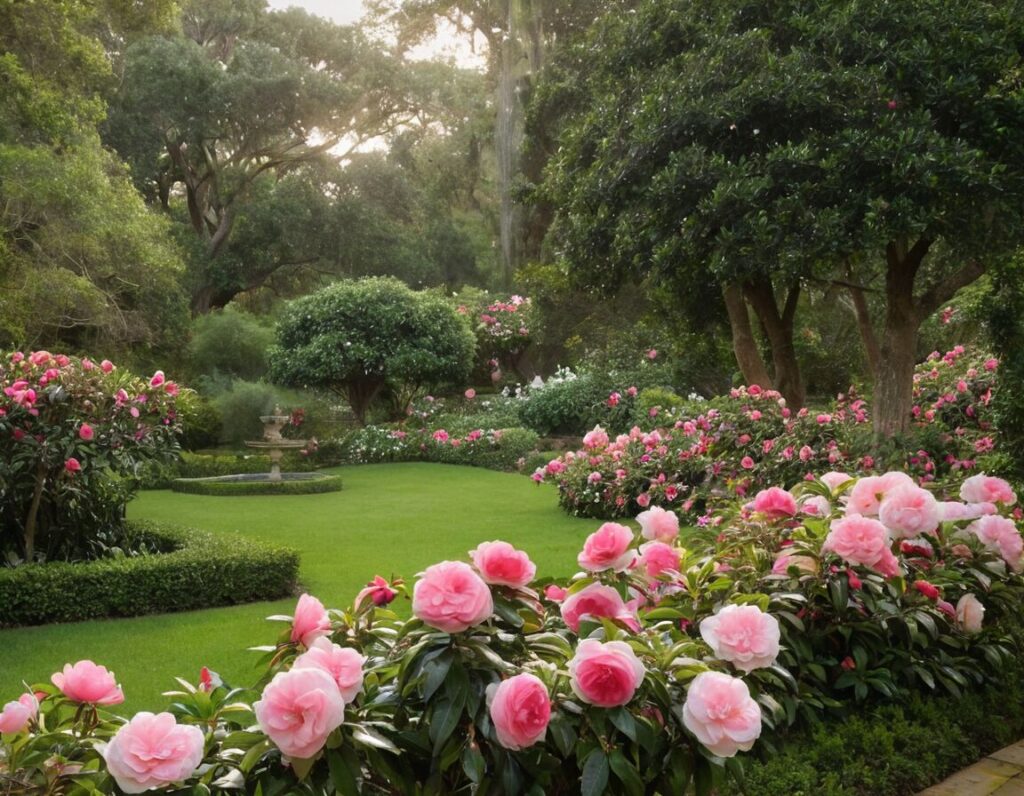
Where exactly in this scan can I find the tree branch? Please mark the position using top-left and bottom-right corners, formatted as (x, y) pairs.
(914, 260), (987, 320)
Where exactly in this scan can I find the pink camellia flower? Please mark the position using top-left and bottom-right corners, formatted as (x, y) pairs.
(487, 673), (551, 750)
(464, 389), (476, 400)
(103, 712), (204, 794)
(568, 639), (645, 708)
(822, 515), (899, 578)
(354, 576), (397, 610)
(877, 485), (940, 539)
(432, 429), (449, 443)
(291, 594), (331, 648)
(578, 522), (636, 572)
(78, 423), (94, 441)
(740, 456), (756, 470)
(164, 381), (179, 397)
(64, 457), (82, 474)
(254, 668), (346, 759)
(960, 474), (1017, 506)
(936, 599), (956, 620)
(700, 605), (780, 673)
(470, 541), (536, 588)
(293, 638), (365, 704)
(149, 371), (165, 388)
(544, 584), (567, 602)
(821, 472), (852, 491)
(938, 501), (997, 522)
(913, 580), (940, 600)
(636, 492), (651, 508)
(51, 660), (124, 705)
(412, 561), (493, 633)
(847, 472), (915, 516)
(100, 359), (115, 373)
(646, 348), (658, 360)
(0, 694), (37, 734)
(968, 515), (1024, 572)
(956, 593), (985, 634)
(636, 505), (679, 542)
(638, 541), (680, 578)
(682, 671), (762, 758)
(560, 583), (639, 633)
(583, 425), (609, 450)
(752, 487), (797, 520)
(771, 553), (817, 576)
(198, 667), (222, 693)
(801, 495), (831, 516)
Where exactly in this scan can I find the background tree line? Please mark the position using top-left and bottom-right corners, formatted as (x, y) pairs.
(3, 0), (1024, 443)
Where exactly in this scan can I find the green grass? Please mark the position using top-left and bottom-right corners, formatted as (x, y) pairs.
(0, 464), (594, 712)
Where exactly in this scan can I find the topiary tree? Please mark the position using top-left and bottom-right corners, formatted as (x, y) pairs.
(269, 277), (475, 425)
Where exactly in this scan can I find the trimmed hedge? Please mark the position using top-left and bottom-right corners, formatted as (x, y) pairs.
(171, 474), (343, 496)
(0, 521), (299, 627)
(731, 658), (1024, 796)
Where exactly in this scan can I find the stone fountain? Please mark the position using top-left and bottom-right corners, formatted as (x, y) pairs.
(169, 406), (343, 495)
(244, 407), (308, 482)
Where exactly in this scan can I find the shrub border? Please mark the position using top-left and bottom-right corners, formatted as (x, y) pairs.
(170, 474), (343, 496)
(731, 656), (1024, 796)
(0, 521), (299, 627)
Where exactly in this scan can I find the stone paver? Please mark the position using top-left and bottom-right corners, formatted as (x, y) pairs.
(919, 742), (1024, 796)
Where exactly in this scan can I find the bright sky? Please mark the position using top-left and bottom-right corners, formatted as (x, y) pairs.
(266, 0), (488, 69)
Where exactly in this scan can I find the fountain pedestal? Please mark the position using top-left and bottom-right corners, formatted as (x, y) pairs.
(244, 409), (307, 482)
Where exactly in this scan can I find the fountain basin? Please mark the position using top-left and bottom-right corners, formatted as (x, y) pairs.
(171, 472), (342, 497)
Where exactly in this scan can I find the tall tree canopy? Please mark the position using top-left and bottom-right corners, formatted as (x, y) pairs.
(0, 0), (187, 363)
(542, 0), (1024, 431)
(106, 2), (433, 313)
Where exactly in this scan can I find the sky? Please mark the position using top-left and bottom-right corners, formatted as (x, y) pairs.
(266, 0), (488, 68)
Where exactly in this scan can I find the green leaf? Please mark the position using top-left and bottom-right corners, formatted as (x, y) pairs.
(608, 707), (637, 741)
(610, 750), (645, 796)
(328, 748), (360, 795)
(461, 744), (486, 784)
(581, 751), (610, 796)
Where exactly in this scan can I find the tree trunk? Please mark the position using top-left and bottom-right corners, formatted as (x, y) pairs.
(844, 264), (882, 380)
(722, 284), (773, 389)
(23, 463), (46, 561)
(743, 279), (806, 410)
(872, 239), (928, 438)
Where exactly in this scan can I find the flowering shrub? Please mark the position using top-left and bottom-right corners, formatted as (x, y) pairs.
(3, 471), (1020, 794)
(0, 352), (180, 562)
(457, 292), (534, 382)
(337, 424), (539, 472)
(536, 347), (1001, 520)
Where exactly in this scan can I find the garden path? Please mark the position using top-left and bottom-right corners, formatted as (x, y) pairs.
(920, 741), (1024, 795)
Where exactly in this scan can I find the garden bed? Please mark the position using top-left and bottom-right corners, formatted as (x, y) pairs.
(171, 472), (343, 496)
(0, 521), (299, 627)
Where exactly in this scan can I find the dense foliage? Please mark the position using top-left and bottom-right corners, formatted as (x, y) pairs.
(0, 521), (298, 627)
(269, 278), (476, 425)
(537, 347), (1000, 520)
(1, 469), (1020, 793)
(540, 0), (1024, 431)
(170, 475), (343, 497)
(0, 352), (180, 563)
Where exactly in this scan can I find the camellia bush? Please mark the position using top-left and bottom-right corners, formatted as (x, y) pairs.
(2, 470), (1021, 794)
(536, 346), (1001, 520)
(0, 351), (181, 562)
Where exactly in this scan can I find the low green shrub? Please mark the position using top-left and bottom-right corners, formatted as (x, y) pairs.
(0, 521), (299, 627)
(731, 657), (1024, 795)
(170, 474), (343, 496)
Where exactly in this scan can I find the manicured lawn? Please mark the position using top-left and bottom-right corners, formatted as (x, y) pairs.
(0, 463), (595, 711)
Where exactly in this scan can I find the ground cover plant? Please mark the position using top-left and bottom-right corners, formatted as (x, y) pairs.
(1, 468), (1019, 794)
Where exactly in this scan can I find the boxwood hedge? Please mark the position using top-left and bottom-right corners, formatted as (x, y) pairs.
(730, 655), (1024, 796)
(0, 521), (299, 627)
